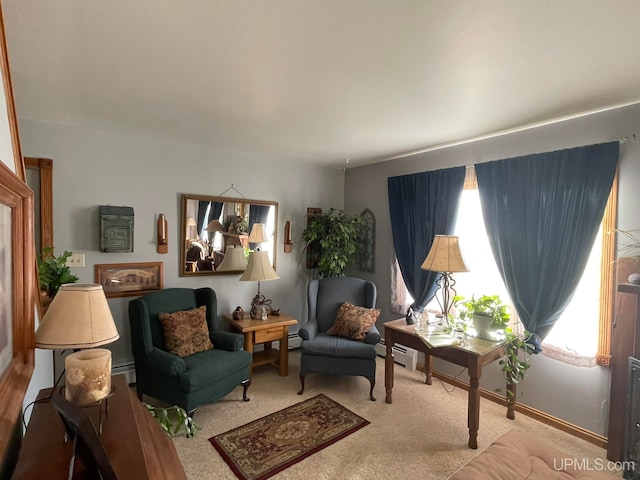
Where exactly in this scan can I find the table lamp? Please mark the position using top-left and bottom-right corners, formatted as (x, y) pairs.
(421, 235), (469, 324)
(248, 223), (267, 250)
(217, 245), (248, 271)
(239, 250), (279, 319)
(186, 217), (197, 239)
(35, 284), (119, 405)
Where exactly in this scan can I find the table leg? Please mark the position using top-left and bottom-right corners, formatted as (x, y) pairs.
(385, 331), (394, 404)
(467, 358), (481, 449)
(279, 326), (289, 376)
(244, 333), (254, 375)
(424, 354), (433, 385)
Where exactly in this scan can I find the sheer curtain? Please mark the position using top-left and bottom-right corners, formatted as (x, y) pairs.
(387, 166), (465, 310)
(475, 142), (619, 352)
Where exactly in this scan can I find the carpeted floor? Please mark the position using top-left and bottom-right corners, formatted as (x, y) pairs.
(171, 350), (618, 479)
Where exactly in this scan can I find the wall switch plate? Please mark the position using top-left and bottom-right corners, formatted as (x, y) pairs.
(68, 253), (85, 267)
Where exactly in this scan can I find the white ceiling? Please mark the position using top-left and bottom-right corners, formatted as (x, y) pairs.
(3, 0), (640, 169)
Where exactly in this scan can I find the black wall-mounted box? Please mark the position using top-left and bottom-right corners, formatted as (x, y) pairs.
(99, 205), (134, 252)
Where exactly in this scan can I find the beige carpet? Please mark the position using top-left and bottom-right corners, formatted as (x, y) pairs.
(172, 351), (617, 479)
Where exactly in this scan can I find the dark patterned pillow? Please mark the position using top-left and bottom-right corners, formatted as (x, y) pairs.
(159, 306), (214, 357)
(327, 301), (380, 341)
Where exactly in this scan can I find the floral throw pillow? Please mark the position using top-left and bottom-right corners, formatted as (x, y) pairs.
(327, 301), (380, 341)
(159, 305), (214, 357)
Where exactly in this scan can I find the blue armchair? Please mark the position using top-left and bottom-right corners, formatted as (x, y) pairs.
(298, 277), (380, 401)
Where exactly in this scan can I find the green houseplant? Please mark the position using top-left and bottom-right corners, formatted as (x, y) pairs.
(301, 208), (367, 278)
(455, 293), (535, 416)
(455, 294), (511, 335)
(37, 247), (79, 299)
(143, 403), (199, 438)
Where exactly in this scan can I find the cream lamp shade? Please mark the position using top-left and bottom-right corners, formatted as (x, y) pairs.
(206, 219), (224, 233)
(421, 235), (469, 273)
(35, 283), (119, 350)
(217, 245), (248, 271)
(240, 250), (279, 282)
(248, 223), (267, 244)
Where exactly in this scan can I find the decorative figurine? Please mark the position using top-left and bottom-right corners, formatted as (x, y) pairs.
(232, 306), (244, 320)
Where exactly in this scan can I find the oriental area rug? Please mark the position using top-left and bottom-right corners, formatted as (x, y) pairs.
(209, 394), (370, 480)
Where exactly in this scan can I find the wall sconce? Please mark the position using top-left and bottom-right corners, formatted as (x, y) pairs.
(157, 213), (168, 254)
(284, 221), (292, 253)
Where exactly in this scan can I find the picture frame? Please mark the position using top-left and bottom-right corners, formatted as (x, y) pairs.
(94, 262), (163, 298)
(0, 2), (35, 470)
(50, 393), (117, 480)
(0, 161), (34, 465)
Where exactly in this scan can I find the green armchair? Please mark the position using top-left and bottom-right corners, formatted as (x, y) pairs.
(128, 287), (251, 413)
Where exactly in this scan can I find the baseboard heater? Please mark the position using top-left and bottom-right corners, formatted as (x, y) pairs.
(112, 362), (136, 385)
(375, 339), (418, 371)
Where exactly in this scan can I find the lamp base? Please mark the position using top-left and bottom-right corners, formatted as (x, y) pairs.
(65, 348), (112, 405)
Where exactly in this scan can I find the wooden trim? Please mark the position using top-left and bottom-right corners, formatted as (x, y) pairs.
(0, 160), (35, 469)
(463, 165), (477, 190)
(24, 158), (53, 319)
(425, 367), (608, 449)
(597, 168), (618, 366)
(0, 4), (24, 182)
(24, 158), (53, 252)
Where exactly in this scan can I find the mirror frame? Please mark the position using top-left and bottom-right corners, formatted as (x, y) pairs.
(179, 193), (278, 276)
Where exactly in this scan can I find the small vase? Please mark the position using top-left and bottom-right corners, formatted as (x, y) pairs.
(232, 306), (244, 320)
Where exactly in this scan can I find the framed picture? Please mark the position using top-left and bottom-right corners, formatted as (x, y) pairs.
(51, 393), (117, 480)
(0, 162), (34, 464)
(95, 262), (163, 298)
(0, 2), (35, 470)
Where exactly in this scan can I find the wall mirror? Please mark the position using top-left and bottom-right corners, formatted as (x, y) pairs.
(180, 194), (278, 276)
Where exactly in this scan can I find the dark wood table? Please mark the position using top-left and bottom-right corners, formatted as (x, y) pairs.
(384, 318), (506, 449)
(12, 374), (187, 479)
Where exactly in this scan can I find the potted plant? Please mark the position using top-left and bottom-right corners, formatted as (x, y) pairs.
(301, 208), (367, 278)
(37, 247), (79, 301)
(454, 294), (510, 338)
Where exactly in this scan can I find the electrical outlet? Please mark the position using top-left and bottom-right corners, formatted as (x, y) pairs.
(68, 253), (85, 267)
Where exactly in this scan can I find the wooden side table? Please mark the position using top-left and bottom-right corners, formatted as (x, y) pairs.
(223, 313), (297, 376)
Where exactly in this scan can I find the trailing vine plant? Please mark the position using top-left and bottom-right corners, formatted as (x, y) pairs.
(144, 403), (199, 438)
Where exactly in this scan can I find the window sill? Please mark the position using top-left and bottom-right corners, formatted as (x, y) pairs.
(540, 343), (597, 367)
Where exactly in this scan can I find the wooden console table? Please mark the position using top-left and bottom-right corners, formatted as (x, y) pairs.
(12, 374), (186, 479)
(223, 313), (297, 376)
(384, 318), (506, 449)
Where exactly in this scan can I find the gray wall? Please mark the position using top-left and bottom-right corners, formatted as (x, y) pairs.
(19, 119), (345, 390)
(344, 103), (640, 436)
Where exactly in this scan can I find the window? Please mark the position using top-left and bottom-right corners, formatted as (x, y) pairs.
(391, 166), (617, 366)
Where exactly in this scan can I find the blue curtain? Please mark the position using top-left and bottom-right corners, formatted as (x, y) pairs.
(475, 142), (619, 352)
(197, 201), (210, 238)
(211, 202), (223, 220)
(388, 166), (466, 310)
